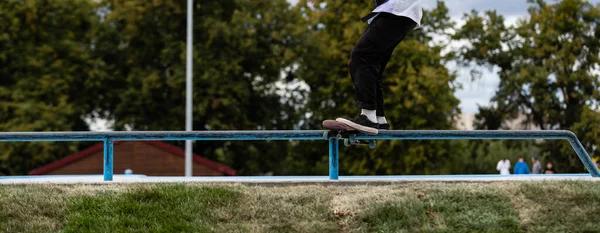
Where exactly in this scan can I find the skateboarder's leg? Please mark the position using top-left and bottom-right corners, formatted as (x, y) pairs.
(343, 25), (381, 134)
(348, 24), (380, 120)
(376, 54), (391, 129)
(340, 13), (416, 133)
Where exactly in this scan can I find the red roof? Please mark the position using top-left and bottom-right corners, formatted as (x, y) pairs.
(28, 141), (236, 176)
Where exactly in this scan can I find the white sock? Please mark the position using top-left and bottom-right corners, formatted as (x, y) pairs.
(377, 116), (387, 124)
(361, 109), (377, 123)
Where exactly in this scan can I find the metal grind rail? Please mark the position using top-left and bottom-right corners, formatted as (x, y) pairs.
(1, 130), (598, 181)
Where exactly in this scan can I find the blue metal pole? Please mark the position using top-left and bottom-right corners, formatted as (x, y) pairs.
(0, 130), (598, 178)
(103, 138), (114, 181)
(353, 130), (574, 140)
(0, 130), (578, 142)
(567, 136), (600, 177)
(0, 130), (326, 142)
(329, 138), (339, 180)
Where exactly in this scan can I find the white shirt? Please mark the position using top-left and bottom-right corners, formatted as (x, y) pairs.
(496, 160), (511, 175)
(367, 0), (422, 28)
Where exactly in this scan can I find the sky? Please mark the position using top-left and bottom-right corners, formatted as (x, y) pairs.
(288, 0), (599, 113)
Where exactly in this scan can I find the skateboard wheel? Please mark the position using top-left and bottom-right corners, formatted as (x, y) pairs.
(323, 131), (329, 140)
(349, 134), (357, 143)
(368, 140), (376, 149)
(344, 139), (351, 147)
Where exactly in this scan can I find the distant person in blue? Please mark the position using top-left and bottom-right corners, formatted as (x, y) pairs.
(514, 157), (531, 175)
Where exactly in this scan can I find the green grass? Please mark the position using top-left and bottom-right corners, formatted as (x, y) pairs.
(65, 185), (240, 232)
(1, 182), (600, 232)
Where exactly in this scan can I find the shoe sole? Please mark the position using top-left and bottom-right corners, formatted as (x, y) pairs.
(335, 118), (379, 135)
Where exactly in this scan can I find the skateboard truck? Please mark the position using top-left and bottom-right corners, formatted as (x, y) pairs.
(323, 130), (377, 149)
(322, 130), (348, 140)
(343, 134), (377, 149)
(322, 119), (377, 148)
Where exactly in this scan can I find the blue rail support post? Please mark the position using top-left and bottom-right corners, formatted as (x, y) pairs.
(567, 136), (599, 176)
(329, 138), (339, 180)
(104, 138), (114, 181)
(354, 130), (600, 177)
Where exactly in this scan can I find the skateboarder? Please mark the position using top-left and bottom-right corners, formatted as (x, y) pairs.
(310, 0), (422, 134)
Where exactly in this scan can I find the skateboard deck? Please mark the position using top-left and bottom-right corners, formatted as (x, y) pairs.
(322, 120), (376, 148)
(322, 120), (355, 132)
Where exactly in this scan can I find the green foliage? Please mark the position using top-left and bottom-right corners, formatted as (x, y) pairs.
(97, 0), (303, 131)
(474, 106), (507, 130)
(0, 0), (103, 174)
(1, 0), (462, 176)
(65, 185), (240, 232)
(455, 0), (600, 172)
(0, 0), (307, 175)
(93, 0), (307, 175)
(572, 107), (600, 159)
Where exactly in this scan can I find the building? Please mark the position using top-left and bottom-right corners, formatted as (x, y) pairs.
(454, 113), (540, 130)
(29, 141), (236, 176)
(455, 113), (476, 130)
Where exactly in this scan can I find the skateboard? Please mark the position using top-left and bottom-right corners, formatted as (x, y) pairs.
(322, 120), (377, 148)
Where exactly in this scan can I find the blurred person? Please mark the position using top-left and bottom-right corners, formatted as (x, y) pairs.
(531, 156), (542, 174)
(309, 0), (423, 134)
(544, 162), (555, 174)
(497, 159), (511, 175)
(513, 157), (530, 175)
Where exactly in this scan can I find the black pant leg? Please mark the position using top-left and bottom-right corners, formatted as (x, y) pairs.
(349, 13), (417, 113)
(349, 25), (381, 110)
(376, 58), (389, 116)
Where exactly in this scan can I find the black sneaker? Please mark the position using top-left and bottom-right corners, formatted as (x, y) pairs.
(379, 123), (390, 130)
(336, 115), (379, 135)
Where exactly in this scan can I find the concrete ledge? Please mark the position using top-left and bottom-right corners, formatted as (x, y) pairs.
(1, 174), (598, 185)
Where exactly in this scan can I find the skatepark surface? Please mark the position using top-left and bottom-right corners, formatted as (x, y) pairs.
(1, 174), (597, 184)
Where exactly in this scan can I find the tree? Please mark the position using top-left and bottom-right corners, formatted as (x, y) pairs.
(572, 108), (600, 159)
(95, 0), (306, 175)
(454, 0), (600, 172)
(0, 0), (104, 174)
